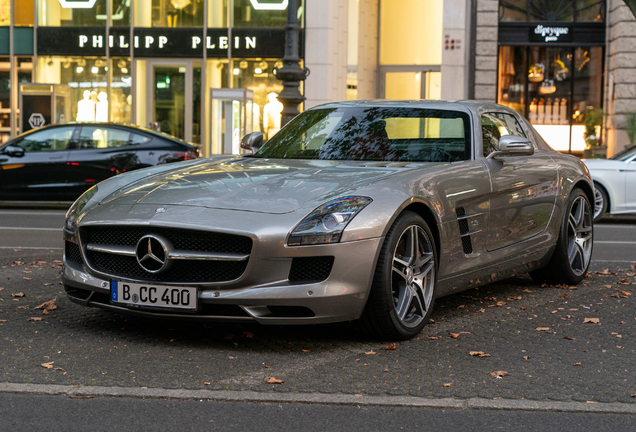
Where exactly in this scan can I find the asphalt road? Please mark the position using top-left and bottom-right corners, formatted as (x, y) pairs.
(0, 210), (635, 428)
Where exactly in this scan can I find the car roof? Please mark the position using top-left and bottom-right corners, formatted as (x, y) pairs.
(9, 122), (196, 148)
(308, 100), (520, 117)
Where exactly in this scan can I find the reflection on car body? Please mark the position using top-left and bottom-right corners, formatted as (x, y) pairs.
(62, 101), (594, 340)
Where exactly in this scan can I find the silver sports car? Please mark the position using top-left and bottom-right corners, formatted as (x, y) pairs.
(63, 101), (594, 340)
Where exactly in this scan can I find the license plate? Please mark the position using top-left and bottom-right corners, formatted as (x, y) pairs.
(110, 281), (197, 311)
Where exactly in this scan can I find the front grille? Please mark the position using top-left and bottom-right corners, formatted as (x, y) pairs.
(88, 251), (247, 283)
(83, 226), (252, 255)
(81, 226), (252, 283)
(65, 241), (84, 265)
(288, 256), (334, 282)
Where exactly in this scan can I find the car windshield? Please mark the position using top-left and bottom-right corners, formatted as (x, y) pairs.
(610, 144), (636, 161)
(253, 107), (471, 162)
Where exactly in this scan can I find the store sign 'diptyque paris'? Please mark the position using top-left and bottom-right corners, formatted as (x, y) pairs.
(36, 27), (295, 58)
(529, 25), (573, 43)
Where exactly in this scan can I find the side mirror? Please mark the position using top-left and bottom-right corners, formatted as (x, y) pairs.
(487, 135), (534, 159)
(240, 132), (264, 153)
(3, 145), (25, 157)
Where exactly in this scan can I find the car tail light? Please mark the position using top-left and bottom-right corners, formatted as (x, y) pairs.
(185, 149), (199, 160)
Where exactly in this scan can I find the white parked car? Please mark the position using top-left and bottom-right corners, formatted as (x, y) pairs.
(584, 145), (636, 222)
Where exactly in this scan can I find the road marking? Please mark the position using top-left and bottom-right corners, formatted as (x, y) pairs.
(0, 246), (62, 250)
(0, 227), (60, 231)
(0, 383), (635, 414)
(0, 211), (67, 215)
(594, 241), (636, 244)
(592, 259), (636, 263)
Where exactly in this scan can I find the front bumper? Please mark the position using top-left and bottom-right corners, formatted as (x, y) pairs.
(63, 235), (383, 325)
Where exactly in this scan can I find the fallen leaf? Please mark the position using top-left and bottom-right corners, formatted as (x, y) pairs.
(34, 299), (57, 312)
(386, 343), (397, 351)
(536, 327), (550, 331)
(563, 336), (576, 340)
(523, 355), (530, 360)
(242, 331), (254, 338)
(41, 362), (54, 369)
(573, 361), (581, 366)
(28, 317), (42, 322)
(449, 333), (460, 339)
(617, 279), (632, 285)
(11, 292), (25, 298)
(223, 334), (234, 340)
(203, 382), (210, 385)
(264, 365), (271, 369)
(522, 289), (533, 293)
(583, 318), (600, 324)
(551, 310), (558, 314)
(489, 370), (508, 378)
(616, 289), (632, 297)
(23, 277), (31, 280)
(266, 377), (284, 384)
(615, 335), (622, 338)
(428, 336), (441, 340)
(469, 351), (490, 358)
(561, 293), (569, 298)
(302, 349), (310, 353)
(442, 383), (451, 387)
(520, 306), (527, 310)
(457, 304), (465, 309)
(428, 319), (436, 324)
(365, 350), (376, 355)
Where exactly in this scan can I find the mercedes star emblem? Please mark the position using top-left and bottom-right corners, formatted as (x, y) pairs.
(135, 234), (173, 273)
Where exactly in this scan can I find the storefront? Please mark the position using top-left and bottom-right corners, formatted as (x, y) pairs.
(497, 1), (606, 153)
(1, 0), (303, 155)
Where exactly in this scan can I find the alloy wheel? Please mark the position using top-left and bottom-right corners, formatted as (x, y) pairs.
(391, 225), (435, 328)
(593, 188), (604, 220)
(567, 196), (593, 276)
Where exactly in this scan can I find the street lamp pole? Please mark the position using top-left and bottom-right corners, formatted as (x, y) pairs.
(274, 0), (309, 127)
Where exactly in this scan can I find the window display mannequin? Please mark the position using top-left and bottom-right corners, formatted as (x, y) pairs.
(263, 92), (283, 139)
(77, 90), (96, 121)
(96, 92), (108, 122)
(252, 102), (261, 133)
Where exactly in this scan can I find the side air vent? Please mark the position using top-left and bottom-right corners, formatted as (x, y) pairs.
(455, 207), (473, 255)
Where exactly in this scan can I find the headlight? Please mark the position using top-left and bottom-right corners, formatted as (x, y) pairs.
(287, 196), (372, 246)
(65, 185), (98, 232)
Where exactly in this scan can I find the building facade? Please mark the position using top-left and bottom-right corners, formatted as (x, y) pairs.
(1, 0), (635, 156)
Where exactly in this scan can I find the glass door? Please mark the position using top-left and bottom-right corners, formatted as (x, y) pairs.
(146, 60), (195, 142)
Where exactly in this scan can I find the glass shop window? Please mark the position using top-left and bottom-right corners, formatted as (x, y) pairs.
(38, 0), (107, 26)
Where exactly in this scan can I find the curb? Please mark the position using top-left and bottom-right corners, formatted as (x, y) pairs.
(1, 383), (635, 414)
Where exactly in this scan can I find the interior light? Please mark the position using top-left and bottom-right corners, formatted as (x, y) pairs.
(233, 68), (240, 75)
(254, 67), (262, 74)
(121, 67), (128, 74)
(76, 66), (84, 73)
(92, 66), (99, 74)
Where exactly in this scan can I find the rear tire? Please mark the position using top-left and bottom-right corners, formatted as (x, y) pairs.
(357, 212), (437, 340)
(530, 188), (593, 285)
(593, 183), (608, 223)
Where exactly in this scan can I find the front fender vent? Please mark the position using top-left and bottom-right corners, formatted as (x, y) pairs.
(455, 207), (473, 255)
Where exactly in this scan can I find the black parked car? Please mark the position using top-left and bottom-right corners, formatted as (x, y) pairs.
(0, 123), (199, 201)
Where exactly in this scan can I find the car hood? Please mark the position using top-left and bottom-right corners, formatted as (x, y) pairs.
(582, 159), (624, 170)
(100, 157), (434, 214)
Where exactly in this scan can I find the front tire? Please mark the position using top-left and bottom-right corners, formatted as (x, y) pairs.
(358, 212), (437, 340)
(530, 188), (593, 285)
(593, 183), (608, 223)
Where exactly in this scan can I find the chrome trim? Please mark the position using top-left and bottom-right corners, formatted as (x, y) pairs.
(460, 229), (482, 237)
(456, 212), (484, 221)
(86, 244), (136, 256)
(168, 250), (250, 261)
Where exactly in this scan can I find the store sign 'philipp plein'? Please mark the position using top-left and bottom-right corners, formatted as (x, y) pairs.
(77, 34), (257, 50)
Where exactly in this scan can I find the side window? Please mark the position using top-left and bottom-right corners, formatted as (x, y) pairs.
(130, 133), (152, 145)
(17, 127), (75, 152)
(481, 112), (527, 156)
(77, 127), (131, 149)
